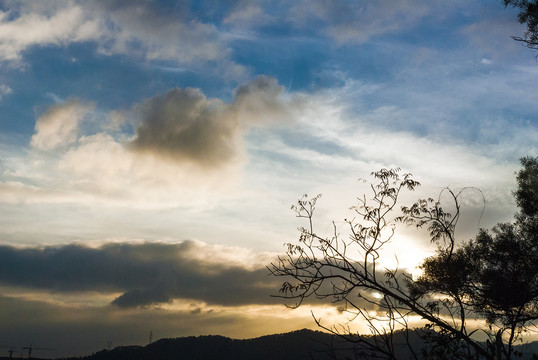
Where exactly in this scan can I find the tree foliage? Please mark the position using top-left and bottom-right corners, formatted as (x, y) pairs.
(504, 0), (538, 51)
(270, 159), (538, 360)
(515, 156), (538, 217)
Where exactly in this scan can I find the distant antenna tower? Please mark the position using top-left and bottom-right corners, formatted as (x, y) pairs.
(22, 345), (54, 359)
(106, 341), (112, 350)
(149, 330), (153, 344)
(0, 346), (15, 359)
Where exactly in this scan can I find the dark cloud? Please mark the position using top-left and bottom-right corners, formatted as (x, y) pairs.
(130, 88), (238, 166)
(112, 287), (172, 308)
(0, 294), (313, 358)
(0, 240), (407, 310)
(129, 76), (299, 167)
(0, 241), (417, 357)
(0, 241), (280, 308)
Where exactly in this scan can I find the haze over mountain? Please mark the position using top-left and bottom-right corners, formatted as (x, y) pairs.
(3, 329), (536, 360)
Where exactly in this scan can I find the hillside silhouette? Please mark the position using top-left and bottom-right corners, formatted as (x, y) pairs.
(76, 329), (339, 360)
(2, 329), (536, 360)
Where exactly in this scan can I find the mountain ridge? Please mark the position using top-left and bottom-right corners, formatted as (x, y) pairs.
(81, 328), (538, 360)
(3, 329), (536, 360)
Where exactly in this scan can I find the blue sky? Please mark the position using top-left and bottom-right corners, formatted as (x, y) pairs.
(0, 0), (537, 357)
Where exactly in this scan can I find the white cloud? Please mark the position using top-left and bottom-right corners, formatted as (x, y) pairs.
(223, 2), (273, 29)
(52, 132), (241, 209)
(30, 99), (93, 150)
(94, 2), (222, 63)
(0, 4), (98, 62)
(2, 77), (305, 209)
(0, 83), (529, 303)
(241, 82), (522, 245)
(4, 75), (525, 217)
(0, 1), (243, 77)
(0, 84), (12, 100)
(0, 77), (528, 254)
(287, 0), (441, 44)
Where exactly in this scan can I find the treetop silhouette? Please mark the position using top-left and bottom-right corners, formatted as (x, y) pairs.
(271, 158), (538, 360)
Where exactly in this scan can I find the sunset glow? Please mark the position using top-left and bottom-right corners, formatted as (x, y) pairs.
(0, 1), (536, 357)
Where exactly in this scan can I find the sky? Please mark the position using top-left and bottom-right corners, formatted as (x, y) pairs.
(0, 0), (537, 357)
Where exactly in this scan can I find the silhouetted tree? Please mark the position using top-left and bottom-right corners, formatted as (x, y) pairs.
(515, 156), (538, 217)
(504, 0), (538, 51)
(270, 159), (538, 360)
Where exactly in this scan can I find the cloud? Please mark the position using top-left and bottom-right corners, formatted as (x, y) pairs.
(0, 3), (98, 62)
(223, 2), (273, 29)
(30, 99), (93, 150)
(53, 132), (241, 208)
(0, 1), (242, 76)
(130, 75), (300, 167)
(0, 293), (319, 358)
(89, 1), (223, 64)
(460, 14), (529, 60)
(0, 76), (302, 209)
(0, 241), (280, 308)
(0, 74), (525, 249)
(130, 88), (238, 167)
(0, 238), (397, 315)
(287, 0), (440, 44)
(232, 75), (300, 125)
(0, 84), (12, 100)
